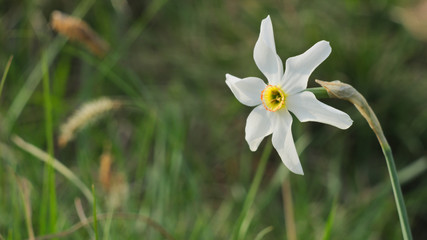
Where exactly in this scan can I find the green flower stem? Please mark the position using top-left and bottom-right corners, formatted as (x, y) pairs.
(382, 142), (413, 239)
(305, 87), (329, 99)
(311, 81), (413, 240)
(231, 142), (273, 240)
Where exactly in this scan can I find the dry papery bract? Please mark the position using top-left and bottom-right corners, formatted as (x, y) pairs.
(50, 10), (110, 57)
(58, 97), (122, 148)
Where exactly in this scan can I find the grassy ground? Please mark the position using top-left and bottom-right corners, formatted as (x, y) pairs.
(1, 0), (426, 239)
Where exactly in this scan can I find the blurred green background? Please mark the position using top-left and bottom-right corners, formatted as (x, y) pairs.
(0, 0), (426, 239)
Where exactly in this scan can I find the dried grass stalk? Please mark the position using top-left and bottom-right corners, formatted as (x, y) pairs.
(58, 98), (122, 147)
(17, 176), (35, 240)
(74, 198), (95, 237)
(12, 135), (94, 204)
(50, 10), (110, 57)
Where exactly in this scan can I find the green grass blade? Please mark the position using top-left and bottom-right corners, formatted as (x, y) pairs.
(231, 142), (273, 240)
(322, 197), (338, 240)
(42, 52), (57, 234)
(254, 226), (274, 240)
(0, 55), (13, 100)
(92, 185), (99, 240)
(398, 156), (427, 184)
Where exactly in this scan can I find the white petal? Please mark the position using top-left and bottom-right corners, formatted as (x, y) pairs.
(271, 110), (304, 175)
(287, 91), (353, 129)
(253, 16), (283, 85)
(245, 105), (273, 151)
(225, 74), (266, 107)
(281, 41), (331, 94)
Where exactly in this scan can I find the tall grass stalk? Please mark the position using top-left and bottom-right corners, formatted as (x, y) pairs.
(282, 179), (297, 240)
(0, 55), (13, 100)
(92, 185), (99, 240)
(322, 197), (338, 240)
(39, 53), (57, 234)
(231, 142), (273, 240)
(314, 80), (414, 240)
(16, 176), (35, 240)
(102, 211), (114, 240)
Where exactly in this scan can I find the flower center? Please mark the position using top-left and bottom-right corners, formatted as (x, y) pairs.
(261, 85), (287, 112)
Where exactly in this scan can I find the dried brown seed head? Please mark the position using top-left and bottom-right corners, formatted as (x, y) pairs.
(50, 10), (110, 57)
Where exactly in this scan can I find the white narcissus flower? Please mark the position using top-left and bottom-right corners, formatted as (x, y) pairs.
(225, 16), (353, 175)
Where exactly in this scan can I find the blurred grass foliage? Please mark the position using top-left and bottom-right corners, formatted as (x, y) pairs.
(0, 0), (426, 239)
